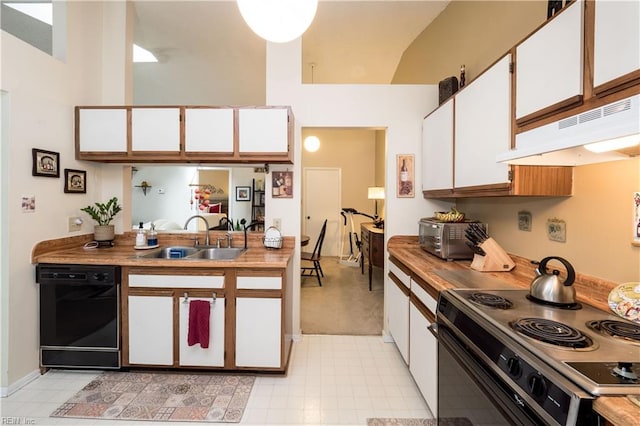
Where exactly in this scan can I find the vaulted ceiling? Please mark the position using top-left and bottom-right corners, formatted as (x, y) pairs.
(132, 0), (450, 86)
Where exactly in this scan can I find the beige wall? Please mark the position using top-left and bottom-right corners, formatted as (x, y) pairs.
(393, 0), (547, 84)
(458, 159), (640, 283)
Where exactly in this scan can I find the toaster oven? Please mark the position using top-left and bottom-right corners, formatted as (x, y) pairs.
(418, 218), (487, 260)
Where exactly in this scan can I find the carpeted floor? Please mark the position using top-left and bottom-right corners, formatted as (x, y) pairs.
(51, 371), (254, 423)
(301, 256), (384, 335)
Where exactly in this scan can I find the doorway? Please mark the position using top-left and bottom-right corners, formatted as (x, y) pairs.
(300, 128), (386, 335)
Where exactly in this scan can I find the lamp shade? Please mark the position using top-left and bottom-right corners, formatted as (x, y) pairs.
(367, 187), (385, 200)
(237, 0), (318, 43)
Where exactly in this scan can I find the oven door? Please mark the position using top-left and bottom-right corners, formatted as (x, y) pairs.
(434, 323), (547, 425)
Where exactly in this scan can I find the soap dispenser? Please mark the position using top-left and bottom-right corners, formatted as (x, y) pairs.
(147, 223), (158, 246)
(136, 222), (147, 247)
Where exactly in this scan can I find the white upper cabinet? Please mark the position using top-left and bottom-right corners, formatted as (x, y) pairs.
(455, 54), (512, 188)
(131, 108), (181, 152)
(593, 0), (640, 90)
(78, 108), (127, 152)
(184, 108), (234, 153)
(238, 108), (289, 154)
(422, 99), (454, 192)
(516, 0), (584, 121)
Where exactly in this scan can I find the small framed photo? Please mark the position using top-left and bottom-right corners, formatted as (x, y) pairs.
(64, 169), (86, 193)
(32, 148), (60, 177)
(236, 186), (251, 202)
(272, 171), (293, 198)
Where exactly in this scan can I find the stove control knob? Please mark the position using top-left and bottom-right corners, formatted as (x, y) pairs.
(527, 374), (547, 401)
(507, 357), (522, 378)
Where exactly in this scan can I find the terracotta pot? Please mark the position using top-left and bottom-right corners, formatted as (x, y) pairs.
(94, 225), (115, 241)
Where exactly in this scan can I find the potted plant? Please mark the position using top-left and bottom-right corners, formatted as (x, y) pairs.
(81, 196), (122, 241)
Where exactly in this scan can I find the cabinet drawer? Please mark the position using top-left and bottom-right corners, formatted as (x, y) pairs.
(237, 275), (282, 290)
(411, 281), (437, 315)
(388, 260), (410, 290)
(129, 274), (224, 289)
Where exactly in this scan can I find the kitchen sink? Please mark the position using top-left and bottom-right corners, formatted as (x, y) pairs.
(189, 247), (247, 260)
(136, 246), (246, 260)
(137, 246), (201, 259)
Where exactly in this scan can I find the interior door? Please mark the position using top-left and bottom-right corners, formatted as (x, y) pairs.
(303, 168), (341, 257)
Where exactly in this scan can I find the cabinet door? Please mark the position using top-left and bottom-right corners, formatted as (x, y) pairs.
(131, 108), (181, 152)
(422, 99), (454, 191)
(387, 275), (409, 364)
(77, 108), (127, 153)
(454, 55), (511, 188)
(593, 0), (640, 91)
(235, 297), (281, 368)
(185, 108), (234, 153)
(128, 295), (173, 365)
(179, 296), (225, 367)
(516, 0), (583, 121)
(238, 108), (289, 154)
(409, 302), (437, 417)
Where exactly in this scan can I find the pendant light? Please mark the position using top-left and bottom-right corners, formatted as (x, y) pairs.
(237, 0), (318, 43)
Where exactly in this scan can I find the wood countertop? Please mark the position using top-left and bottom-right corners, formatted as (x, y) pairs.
(32, 231), (294, 269)
(387, 235), (639, 426)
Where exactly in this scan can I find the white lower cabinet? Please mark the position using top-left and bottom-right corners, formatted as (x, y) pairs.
(387, 276), (410, 364)
(178, 296), (225, 367)
(409, 301), (438, 417)
(235, 297), (282, 368)
(128, 295), (174, 365)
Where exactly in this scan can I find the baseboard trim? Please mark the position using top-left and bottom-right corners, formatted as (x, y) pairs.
(382, 330), (394, 343)
(0, 369), (40, 398)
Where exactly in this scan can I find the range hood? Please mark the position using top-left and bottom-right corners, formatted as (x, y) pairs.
(497, 94), (640, 166)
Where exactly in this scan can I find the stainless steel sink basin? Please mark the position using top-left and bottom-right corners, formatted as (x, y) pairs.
(138, 246), (201, 259)
(189, 247), (247, 260)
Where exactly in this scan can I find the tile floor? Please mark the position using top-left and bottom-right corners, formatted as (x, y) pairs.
(0, 335), (433, 425)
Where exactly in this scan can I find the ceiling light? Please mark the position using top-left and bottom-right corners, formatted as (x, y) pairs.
(583, 134), (640, 153)
(236, 0), (318, 43)
(133, 44), (158, 63)
(304, 136), (320, 152)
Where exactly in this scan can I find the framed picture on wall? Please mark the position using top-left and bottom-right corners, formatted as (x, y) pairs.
(64, 169), (87, 193)
(32, 148), (60, 178)
(272, 171), (293, 198)
(396, 154), (415, 198)
(236, 186), (251, 202)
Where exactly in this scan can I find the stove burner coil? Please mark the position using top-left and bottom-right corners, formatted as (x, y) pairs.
(511, 318), (594, 349)
(468, 292), (513, 309)
(586, 320), (640, 344)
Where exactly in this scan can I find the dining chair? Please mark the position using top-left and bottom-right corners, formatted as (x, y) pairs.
(301, 219), (327, 286)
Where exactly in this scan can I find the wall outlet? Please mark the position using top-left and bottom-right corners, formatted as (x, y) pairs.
(273, 218), (282, 230)
(68, 216), (82, 232)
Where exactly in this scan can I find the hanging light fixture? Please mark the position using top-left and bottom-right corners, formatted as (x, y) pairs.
(303, 135), (320, 152)
(237, 0), (318, 43)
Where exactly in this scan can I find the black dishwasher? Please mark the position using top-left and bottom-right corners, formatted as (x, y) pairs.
(37, 264), (121, 369)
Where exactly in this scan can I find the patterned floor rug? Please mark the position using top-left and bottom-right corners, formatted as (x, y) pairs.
(51, 371), (255, 423)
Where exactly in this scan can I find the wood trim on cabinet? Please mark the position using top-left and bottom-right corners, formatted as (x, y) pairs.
(388, 272), (410, 297)
(389, 255), (413, 277)
(410, 293), (436, 324)
(410, 272), (439, 303)
(510, 166), (573, 196)
(515, 94), (584, 127)
(593, 70), (640, 98)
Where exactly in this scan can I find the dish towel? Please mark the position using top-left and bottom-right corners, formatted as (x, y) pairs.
(187, 300), (210, 348)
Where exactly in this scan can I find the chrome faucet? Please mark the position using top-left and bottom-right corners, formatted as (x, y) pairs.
(183, 215), (211, 246)
(216, 233), (233, 248)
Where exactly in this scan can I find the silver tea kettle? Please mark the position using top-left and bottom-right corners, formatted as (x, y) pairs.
(529, 256), (576, 305)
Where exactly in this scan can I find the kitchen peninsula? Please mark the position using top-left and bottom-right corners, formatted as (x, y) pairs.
(387, 236), (639, 426)
(32, 231), (295, 373)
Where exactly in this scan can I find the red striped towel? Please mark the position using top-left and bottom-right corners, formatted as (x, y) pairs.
(187, 300), (210, 348)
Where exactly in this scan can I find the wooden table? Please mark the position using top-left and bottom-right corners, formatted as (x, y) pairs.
(361, 223), (384, 291)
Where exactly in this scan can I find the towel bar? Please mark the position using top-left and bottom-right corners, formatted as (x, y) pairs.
(182, 292), (217, 304)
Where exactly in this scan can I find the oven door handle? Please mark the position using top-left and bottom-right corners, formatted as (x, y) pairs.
(428, 323), (438, 338)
